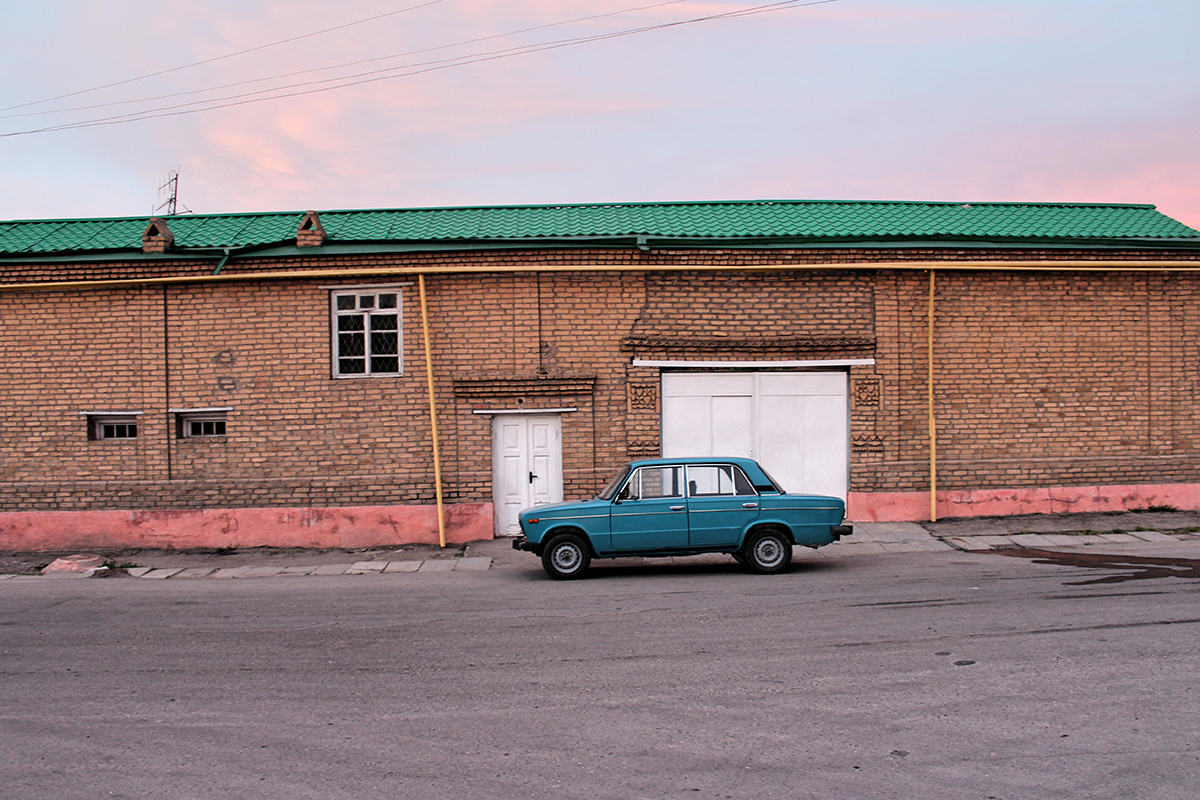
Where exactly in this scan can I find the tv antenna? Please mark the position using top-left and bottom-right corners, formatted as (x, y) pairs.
(154, 170), (192, 216)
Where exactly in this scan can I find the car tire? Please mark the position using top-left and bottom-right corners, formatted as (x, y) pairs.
(541, 533), (592, 580)
(742, 529), (792, 574)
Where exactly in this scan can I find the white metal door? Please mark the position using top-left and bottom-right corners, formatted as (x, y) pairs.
(492, 415), (563, 536)
(661, 372), (848, 499)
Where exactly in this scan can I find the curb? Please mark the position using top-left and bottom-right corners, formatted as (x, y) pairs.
(7, 524), (1200, 582)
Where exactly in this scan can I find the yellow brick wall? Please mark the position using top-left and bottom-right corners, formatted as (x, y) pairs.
(1, 246), (1198, 511)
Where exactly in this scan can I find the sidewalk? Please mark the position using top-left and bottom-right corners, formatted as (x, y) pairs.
(5, 510), (1199, 581)
(836, 511), (1200, 558)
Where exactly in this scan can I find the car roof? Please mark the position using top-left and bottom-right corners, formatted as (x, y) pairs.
(612, 458), (846, 500)
(628, 457), (761, 468)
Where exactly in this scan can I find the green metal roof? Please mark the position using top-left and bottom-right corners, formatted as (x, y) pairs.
(1, 200), (1198, 258)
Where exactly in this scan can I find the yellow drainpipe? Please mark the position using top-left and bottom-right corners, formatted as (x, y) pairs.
(927, 269), (937, 522)
(418, 274), (446, 548)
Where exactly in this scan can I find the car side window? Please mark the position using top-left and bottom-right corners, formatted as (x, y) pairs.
(686, 465), (759, 497)
(732, 467), (757, 496)
(621, 466), (683, 500)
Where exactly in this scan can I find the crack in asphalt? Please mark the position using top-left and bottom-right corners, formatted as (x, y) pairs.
(833, 616), (1200, 648)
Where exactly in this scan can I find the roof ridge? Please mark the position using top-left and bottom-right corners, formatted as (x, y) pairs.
(0, 198), (1164, 226)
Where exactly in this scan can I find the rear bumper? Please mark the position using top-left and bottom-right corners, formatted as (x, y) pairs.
(831, 525), (853, 540)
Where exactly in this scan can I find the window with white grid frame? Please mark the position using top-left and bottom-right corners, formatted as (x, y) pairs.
(82, 412), (142, 441)
(331, 288), (402, 377)
(175, 409), (229, 438)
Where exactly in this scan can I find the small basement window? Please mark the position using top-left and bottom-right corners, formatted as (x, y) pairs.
(81, 411), (143, 441)
(172, 408), (231, 439)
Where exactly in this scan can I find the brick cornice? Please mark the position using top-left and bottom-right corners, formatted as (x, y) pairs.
(621, 335), (874, 351)
(452, 375), (596, 398)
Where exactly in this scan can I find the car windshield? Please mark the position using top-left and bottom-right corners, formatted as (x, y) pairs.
(597, 465), (631, 500)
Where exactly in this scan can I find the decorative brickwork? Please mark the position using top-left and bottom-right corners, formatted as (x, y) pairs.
(852, 435), (885, 453)
(852, 377), (882, 409)
(626, 441), (660, 459)
(628, 383), (658, 412)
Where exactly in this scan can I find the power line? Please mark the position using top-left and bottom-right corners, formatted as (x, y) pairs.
(0, 0), (449, 113)
(0, 0), (696, 122)
(1, 0), (841, 137)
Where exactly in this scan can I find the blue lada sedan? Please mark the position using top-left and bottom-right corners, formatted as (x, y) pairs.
(513, 457), (852, 579)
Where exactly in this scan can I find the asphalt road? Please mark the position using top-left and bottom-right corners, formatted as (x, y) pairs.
(2, 550), (1198, 800)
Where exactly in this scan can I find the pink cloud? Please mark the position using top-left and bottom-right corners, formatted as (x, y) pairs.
(731, 103), (1200, 230)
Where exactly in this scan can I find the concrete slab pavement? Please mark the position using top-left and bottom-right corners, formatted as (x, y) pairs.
(927, 510), (1200, 556)
(313, 563), (356, 576)
(142, 568), (184, 580)
(175, 567), (217, 579)
(924, 510), (1200, 538)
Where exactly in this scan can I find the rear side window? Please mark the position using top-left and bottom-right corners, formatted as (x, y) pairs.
(755, 466), (786, 494)
(685, 465), (758, 497)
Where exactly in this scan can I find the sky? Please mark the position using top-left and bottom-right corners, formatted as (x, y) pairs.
(2, 0), (1198, 227)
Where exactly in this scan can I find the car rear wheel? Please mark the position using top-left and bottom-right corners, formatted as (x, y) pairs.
(743, 529), (792, 574)
(541, 533), (592, 580)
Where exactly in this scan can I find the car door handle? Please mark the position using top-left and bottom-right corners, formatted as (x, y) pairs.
(742, 502), (759, 508)
(669, 505), (685, 511)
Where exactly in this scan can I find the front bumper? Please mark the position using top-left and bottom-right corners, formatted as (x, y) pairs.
(512, 535), (539, 553)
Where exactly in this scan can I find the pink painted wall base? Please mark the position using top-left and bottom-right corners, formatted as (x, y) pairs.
(4, 484), (1196, 550)
(0, 503), (493, 552)
(848, 483), (1200, 522)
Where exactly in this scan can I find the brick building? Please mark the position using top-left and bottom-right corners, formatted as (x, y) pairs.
(2, 200), (1199, 551)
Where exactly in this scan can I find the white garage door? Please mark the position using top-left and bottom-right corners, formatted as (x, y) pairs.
(661, 372), (848, 499)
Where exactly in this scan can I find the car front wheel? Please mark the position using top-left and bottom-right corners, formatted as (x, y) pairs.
(541, 533), (592, 580)
(743, 529), (792, 574)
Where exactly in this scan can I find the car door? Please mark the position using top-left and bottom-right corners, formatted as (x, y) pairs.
(685, 464), (761, 547)
(609, 465), (689, 552)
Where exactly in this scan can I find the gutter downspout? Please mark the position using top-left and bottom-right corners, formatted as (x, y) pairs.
(212, 248), (232, 275)
(928, 269), (938, 522)
(418, 274), (447, 548)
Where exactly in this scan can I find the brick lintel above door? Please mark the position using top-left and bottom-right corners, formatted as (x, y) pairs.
(453, 376), (595, 400)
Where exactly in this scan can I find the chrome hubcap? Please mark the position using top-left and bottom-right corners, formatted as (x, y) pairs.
(552, 543), (582, 572)
(753, 537), (783, 567)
